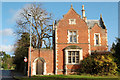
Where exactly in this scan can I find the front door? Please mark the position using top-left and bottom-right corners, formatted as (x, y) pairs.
(36, 60), (43, 75)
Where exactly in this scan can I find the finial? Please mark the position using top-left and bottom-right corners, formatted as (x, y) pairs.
(53, 21), (54, 26)
(53, 21), (55, 30)
(100, 14), (102, 18)
(71, 4), (73, 8)
(82, 5), (84, 10)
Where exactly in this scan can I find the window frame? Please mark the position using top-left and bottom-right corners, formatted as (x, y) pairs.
(69, 19), (76, 24)
(68, 30), (78, 43)
(94, 33), (101, 46)
(68, 51), (79, 64)
(65, 49), (83, 65)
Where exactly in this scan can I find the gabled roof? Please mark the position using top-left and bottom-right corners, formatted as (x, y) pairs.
(54, 5), (106, 30)
(54, 4), (81, 27)
(63, 4), (81, 18)
(87, 14), (106, 29)
(87, 20), (100, 29)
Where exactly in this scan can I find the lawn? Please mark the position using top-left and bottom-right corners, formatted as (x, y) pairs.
(15, 75), (120, 80)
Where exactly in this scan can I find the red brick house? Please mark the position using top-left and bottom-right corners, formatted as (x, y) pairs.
(28, 4), (108, 76)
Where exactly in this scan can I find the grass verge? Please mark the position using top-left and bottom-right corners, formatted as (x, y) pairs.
(15, 75), (120, 80)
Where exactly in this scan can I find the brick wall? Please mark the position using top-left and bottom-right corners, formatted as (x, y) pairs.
(28, 47), (54, 76)
(56, 8), (89, 74)
(90, 24), (108, 51)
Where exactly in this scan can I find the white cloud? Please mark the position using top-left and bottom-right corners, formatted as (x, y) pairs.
(8, 4), (32, 24)
(0, 28), (14, 36)
(0, 45), (14, 53)
(7, 9), (23, 23)
(9, 9), (16, 14)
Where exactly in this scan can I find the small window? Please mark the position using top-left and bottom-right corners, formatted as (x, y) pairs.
(68, 30), (77, 43)
(96, 35), (99, 45)
(94, 33), (100, 46)
(69, 19), (76, 24)
(68, 51), (79, 64)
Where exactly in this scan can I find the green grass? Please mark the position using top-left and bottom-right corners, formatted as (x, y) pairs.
(15, 75), (120, 80)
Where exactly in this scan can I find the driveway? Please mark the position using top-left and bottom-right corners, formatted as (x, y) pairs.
(0, 70), (14, 80)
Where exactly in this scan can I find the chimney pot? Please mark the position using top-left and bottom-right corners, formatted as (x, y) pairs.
(82, 5), (84, 10)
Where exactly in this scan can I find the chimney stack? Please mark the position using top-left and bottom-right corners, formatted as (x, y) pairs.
(82, 5), (87, 22)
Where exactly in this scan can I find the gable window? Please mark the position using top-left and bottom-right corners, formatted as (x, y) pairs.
(96, 35), (99, 45)
(69, 19), (76, 24)
(68, 51), (79, 63)
(94, 33), (101, 46)
(68, 30), (77, 43)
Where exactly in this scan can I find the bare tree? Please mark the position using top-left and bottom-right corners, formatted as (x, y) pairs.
(15, 3), (52, 48)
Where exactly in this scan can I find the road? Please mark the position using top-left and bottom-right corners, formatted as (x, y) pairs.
(0, 70), (14, 80)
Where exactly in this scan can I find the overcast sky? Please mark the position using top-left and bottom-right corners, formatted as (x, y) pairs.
(0, 2), (118, 55)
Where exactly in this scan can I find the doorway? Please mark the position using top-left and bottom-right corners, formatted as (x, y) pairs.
(32, 57), (46, 75)
(36, 59), (44, 75)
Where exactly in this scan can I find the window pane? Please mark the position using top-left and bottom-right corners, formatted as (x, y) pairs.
(68, 51), (71, 56)
(69, 31), (77, 43)
(73, 31), (76, 35)
(73, 57), (75, 63)
(68, 57), (71, 63)
(76, 58), (79, 63)
(76, 56), (79, 63)
(95, 35), (99, 45)
(70, 36), (72, 42)
(96, 40), (99, 45)
(71, 19), (74, 24)
(69, 19), (76, 24)
(73, 36), (77, 42)
(96, 35), (99, 39)
(96, 35), (99, 45)
(76, 56), (79, 59)
(69, 31), (72, 35)
(72, 51), (75, 56)
(76, 51), (79, 56)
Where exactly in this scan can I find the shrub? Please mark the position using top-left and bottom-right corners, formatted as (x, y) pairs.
(2, 63), (8, 69)
(79, 54), (117, 75)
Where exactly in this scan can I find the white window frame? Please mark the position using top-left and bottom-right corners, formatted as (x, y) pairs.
(94, 33), (101, 46)
(65, 49), (83, 65)
(68, 30), (78, 43)
(69, 19), (76, 24)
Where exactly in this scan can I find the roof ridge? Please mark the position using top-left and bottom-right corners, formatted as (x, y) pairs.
(63, 5), (81, 18)
(88, 19), (99, 21)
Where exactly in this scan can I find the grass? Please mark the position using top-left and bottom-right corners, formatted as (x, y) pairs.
(15, 74), (120, 80)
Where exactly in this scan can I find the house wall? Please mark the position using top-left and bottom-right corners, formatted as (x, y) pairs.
(56, 8), (89, 74)
(27, 5), (108, 76)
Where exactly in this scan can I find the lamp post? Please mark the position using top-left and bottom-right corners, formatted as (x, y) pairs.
(28, 14), (32, 77)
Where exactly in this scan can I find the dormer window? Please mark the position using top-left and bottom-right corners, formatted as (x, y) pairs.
(69, 19), (76, 24)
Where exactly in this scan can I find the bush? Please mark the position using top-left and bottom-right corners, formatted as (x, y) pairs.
(2, 63), (8, 69)
(79, 54), (117, 75)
